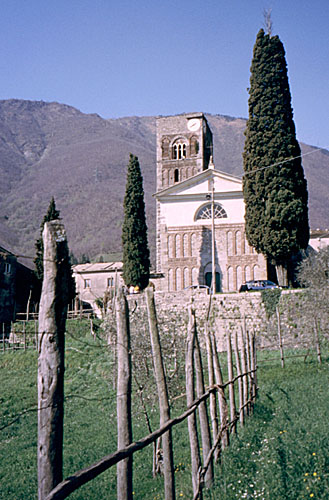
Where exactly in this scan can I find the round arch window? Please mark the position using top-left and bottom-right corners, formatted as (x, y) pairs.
(195, 203), (227, 221)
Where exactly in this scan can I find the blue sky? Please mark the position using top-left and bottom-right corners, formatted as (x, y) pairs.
(0, 0), (328, 148)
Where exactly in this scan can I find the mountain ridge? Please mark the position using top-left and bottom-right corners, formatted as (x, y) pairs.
(0, 99), (327, 265)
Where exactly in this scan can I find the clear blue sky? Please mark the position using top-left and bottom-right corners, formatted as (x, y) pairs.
(1, 0), (328, 148)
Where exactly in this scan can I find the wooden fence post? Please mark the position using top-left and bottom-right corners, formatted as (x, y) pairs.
(226, 332), (236, 434)
(233, 330), (244, 426)
(313, 318), (322, 364)
(146, 288), (175, 500)
(240, 326), (249, 419)
(38, 221), (70, 500)
(204, 324), (219, 462)
(244, 328), (252, 414)
(23, 321), (26, 351)
(194, 330), (213, 487)
(186, 305), (202, 499)
(249, 333), (257, 410)
(276, 307), (285, 368)
(211, 331), (229, 450)
(115, 287), (133, 500)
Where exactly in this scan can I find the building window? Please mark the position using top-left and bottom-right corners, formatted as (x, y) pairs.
(162, 138), (170, 158)
(174, 169), (179, 182)
(84, 279), (91, 288)
(195, 203), (227, 221)
(172, 140), (187, 160)
(4, 263), (11, 274)
(107, 277), (114, 287)
(190, 136), (199, 155)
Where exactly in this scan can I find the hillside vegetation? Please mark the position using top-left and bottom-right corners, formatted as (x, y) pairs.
(0, 99), (328, 264)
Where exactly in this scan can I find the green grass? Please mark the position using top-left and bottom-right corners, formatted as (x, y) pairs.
(204, 355), (329, 500)
(0, 321), (328, 499)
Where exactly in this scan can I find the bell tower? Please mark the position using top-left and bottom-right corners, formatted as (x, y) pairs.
(156, 113), (213, 191)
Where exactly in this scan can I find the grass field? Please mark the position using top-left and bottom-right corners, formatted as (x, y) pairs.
(0, 320), (328, 499)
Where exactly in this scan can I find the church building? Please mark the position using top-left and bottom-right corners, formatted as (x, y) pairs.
(155, 113), (267, 292)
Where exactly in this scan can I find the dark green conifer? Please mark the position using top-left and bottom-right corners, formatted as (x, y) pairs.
(243, 29), (309, 285)
(34, 197), (75, 302)
(122, 154), (150, 290)
(34, 197), (60, 282)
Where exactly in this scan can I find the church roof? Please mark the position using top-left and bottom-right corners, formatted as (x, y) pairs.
(154, 168), (243, 200)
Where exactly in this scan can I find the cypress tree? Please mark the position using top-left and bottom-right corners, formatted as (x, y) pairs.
(122, 154), (150, 290)
(243, 29), (309, 285)
(34, 197), (60, 282)
(34, 197), (75, 302)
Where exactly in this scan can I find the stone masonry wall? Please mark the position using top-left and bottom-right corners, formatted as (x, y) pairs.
(126, 289), (309, 353)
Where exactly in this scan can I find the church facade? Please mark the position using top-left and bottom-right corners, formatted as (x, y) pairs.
(155, 113), (267, 292)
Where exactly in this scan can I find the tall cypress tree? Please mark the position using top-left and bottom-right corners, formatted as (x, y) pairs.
(243, 29), (309, 285)
(34, 197), (75, 302)
(34, 197), (60, 282)
(122, 154), (150, 290)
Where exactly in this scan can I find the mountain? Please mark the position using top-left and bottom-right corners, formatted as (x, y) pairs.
(0, 99), (328, 266)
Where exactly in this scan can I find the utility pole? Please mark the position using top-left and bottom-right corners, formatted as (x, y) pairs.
(211, 181), (216, 295)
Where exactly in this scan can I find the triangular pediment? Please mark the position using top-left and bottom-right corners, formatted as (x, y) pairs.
(155, 168), (242, 199)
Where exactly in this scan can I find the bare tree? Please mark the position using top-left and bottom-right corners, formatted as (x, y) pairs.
(263, 7), (273, 36)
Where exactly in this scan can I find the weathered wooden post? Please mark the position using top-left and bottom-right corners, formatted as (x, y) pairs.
(210, 331), (229, 450)
(38, 221), (70, 500)
(35, 319), (38, 350)
(313, 318), (322, 365)
(186, 305), (202, 499)
(240, 325), (249, 419)
(276, 307), (285, 368)
(115, 287), (133, 500)
(249, 333), (257, 405)
(146, 288), (175, 500)
(23, 321), (26, 351)
(226, 332), (236, 433)
(244, 328), (252, 413)
(194, 332), (213, 487)
(233, 330), (244, 426)
(204, 324), (219, 462)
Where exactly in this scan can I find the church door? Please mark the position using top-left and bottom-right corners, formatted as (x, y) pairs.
(205, 272), (220, 293)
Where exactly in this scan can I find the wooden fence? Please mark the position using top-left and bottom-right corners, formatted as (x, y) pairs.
(42, 286), (257, 500)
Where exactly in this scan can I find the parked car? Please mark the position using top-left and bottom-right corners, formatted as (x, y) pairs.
(239, 280), (279, 292)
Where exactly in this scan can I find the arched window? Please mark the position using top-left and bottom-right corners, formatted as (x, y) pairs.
(175, 268), (182, 291)
(253, 264), (260, 280)
(183, 267), (189, 288)
(190, 136), (199, 156)
(175, 234), (181, 258)
(192, 267), (198, 285)
(191, 233), (197, 256)
(195, 203), (227, 221)
(172, 139), (187, 160)
(162, 138), (170, 158)
(227, 266), (234, 292)
(168, 269), (174, 291)
(168, 235), (174, 259)
(183, 234), (189, 257)
(236, 266), (242, 291)
(227, 231), (233, 256)
(235, 230), (242, 255)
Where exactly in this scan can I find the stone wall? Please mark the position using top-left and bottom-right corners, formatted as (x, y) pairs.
(125, 289), (310, 353)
